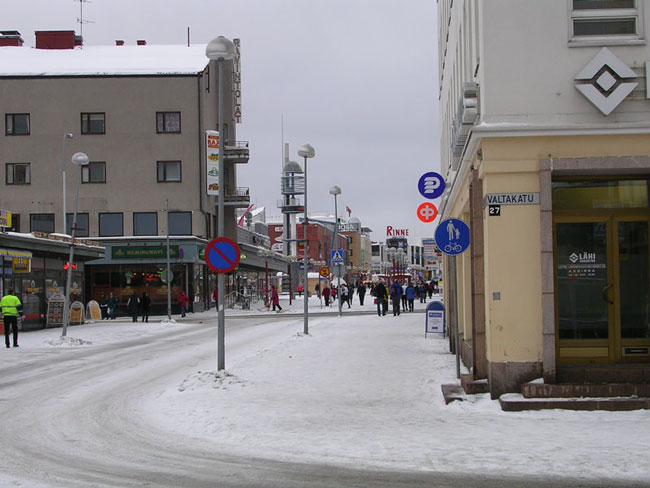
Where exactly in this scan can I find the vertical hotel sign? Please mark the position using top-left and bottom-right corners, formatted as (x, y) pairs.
(233, 39), (242, 124)
(206, 130), (220, 196)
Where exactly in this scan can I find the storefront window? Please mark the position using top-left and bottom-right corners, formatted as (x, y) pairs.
(553, 179), (650, 210)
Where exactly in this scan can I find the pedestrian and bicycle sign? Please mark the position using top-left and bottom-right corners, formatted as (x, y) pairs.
(205, 237), (241, 273)
(435, 218), (470, 255)
(331, 249), (344, 264)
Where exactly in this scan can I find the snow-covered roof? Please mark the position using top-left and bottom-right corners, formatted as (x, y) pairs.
(0, 44), (209, 77)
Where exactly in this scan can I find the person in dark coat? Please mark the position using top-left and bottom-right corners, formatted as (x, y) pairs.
(419, 282), (428, 303)
(373, 281), (387, 317)
(127, 292), (140, 322)
(99, 294), (109, 319)
(140, 292), (151, 323)
(357, 282), (367, 306)
(389, 281), (402, 316)
(108, 293), (119, 319)
(405, 282), (416, 312)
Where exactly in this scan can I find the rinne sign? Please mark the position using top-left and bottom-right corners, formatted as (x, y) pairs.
(386, 226), (409, 237)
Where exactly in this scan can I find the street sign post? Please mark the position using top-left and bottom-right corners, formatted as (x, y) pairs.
(434, 218), (471, 380)
(160, 269), (173, 284)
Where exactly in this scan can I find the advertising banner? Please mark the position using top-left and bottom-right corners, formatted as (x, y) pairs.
(206, 130), (220, 196)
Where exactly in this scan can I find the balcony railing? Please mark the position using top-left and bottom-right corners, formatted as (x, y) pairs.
(224, 186), (250, 205)
(224, 141), (250, 163)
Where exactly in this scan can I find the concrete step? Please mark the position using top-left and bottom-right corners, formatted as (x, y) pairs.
(522, 382), (650, 398)
(461, 373), (490, 394)
(441, 384), (465, 405)
(557, 364), (650, 384)
(500, 393), (650, 412)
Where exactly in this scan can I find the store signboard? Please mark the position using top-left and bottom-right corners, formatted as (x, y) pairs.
(111, 245), (179, 260)
(206, 130), (220, 196)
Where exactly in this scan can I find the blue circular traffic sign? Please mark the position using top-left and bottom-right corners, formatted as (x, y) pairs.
(418, 172), (445, 199)
(205, 237), (241, 273)
(435, 219), (470, 255)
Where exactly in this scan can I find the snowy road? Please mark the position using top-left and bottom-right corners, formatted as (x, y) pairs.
(0, 313), (647, 487)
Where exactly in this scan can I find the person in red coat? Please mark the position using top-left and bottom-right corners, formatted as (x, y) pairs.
(322, 286), (331, 307)
(271, 285), (282, 312)
(178, 290), (190, 317)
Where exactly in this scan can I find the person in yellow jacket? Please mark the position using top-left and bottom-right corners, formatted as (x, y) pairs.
(0, 288), (22, 348)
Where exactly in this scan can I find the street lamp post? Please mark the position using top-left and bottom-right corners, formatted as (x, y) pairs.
(61, 133), (73, 233)
(62, 152), (89, 337)
(298, 144), (315, 335)
(329, 185), (342, 317)
(206, 36), (236, 371)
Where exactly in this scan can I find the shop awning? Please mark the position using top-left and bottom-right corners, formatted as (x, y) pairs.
(0, 248), (32, 259)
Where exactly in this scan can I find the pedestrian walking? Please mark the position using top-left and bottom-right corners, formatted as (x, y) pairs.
(401, 282), (408, 311)
(406, 282), (416, 312)
(390, 281), (402, 316)
(348, 282), (355, 305)
(213, 288), (219, 308)
(340, 284), (350, 308)
(1, 288), (22, 348)
(296, 284), (303, 297)
(428, 281), (434, 299)
(419, 282), (428, 303)
(271, 285), (282, 312)
(373, 281), (387, 317)
(178, 290), (190, 317)
(108, 293), (118, 319)
(315, 282), (320, 298)
(140, 292), (151, 323)
(322, 285), (331, 307)
(127, 292), (140, 322)
(99, 294), (109, 319)
(357, 282), (367, 306)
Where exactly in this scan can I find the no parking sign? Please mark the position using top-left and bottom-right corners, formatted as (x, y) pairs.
(205, 237), (241, 273)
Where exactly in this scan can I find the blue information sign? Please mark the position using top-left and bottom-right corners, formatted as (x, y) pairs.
(417, 172), (445, 199)
(331, 249), (344, 264)
(435, 219), (470, 255)
(205, 237), (241, 273)
(425, 301), (445, 336)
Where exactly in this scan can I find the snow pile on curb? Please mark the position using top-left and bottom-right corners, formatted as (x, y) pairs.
(45, 336), (93, 347)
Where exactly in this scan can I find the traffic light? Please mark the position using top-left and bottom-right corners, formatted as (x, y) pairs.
(63, 262), (77, 270)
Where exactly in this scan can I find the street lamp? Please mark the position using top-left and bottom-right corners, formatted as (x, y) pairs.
(329, 185), (342, 317)
(298, 144), (315, 335)
(62, 152), (89, 337)
(61, 133), (73, 233)
(206, 36), (236, 371)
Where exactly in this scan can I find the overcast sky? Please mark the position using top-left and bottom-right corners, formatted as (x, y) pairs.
(4, 0), (439, 243)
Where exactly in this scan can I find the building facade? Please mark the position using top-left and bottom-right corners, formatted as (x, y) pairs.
(0, 31), (249, 314)
(438, 1), (650, 397)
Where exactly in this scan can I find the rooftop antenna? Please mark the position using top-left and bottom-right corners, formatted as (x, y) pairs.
(76, 0), (95, 40)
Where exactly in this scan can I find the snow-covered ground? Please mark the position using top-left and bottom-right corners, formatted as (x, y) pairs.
(3, 293), (649, 484)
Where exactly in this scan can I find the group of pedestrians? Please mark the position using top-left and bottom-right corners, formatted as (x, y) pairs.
(319, 281), (368, 308)
(99, 293), (120, 320)
(371, 279), (439, 317)
(126, 291), (153, 322)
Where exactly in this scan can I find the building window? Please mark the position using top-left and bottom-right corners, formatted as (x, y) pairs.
(30, 213), (54, 233)
(570, 0), (643, 43)
(6, 163), (30, 184)
(169, 211), (192, 235)
(134, 212), (158, 236)
(66, 213), (89, 237)
(99, 212), (123, 237)
(156, 112), (181, 133)
(82, 161), (106, 183)
(81, 112), (105, 134)
(157, 161), (181, 182)
(5, 113), (30, 135)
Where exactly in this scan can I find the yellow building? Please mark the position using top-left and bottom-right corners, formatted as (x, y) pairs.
(439, 1), (650, 399)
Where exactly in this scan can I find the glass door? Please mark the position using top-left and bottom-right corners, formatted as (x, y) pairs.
(555, 219), (612, 363)
(555, 216), (650, 363)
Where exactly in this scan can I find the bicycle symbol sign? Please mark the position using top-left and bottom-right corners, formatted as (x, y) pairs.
(434, 218), (470, 256)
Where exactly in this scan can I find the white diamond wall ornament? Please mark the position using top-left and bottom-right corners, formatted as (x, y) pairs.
(575, 47), (638, 116)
